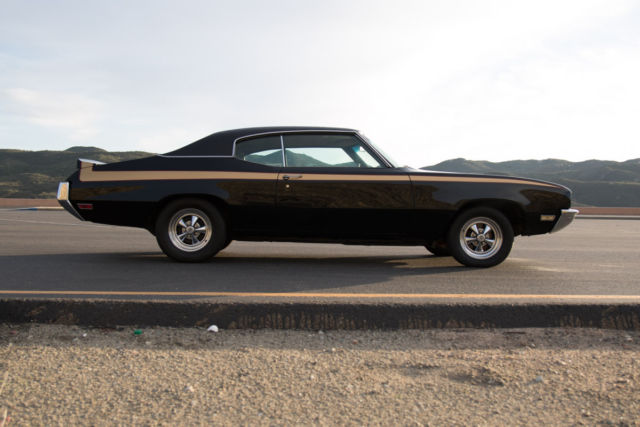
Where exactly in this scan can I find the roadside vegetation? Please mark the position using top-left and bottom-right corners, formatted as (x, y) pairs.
(0, 147), (152, 198)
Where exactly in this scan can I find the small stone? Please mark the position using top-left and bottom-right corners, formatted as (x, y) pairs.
(533, 375), (543, 383)
(184, 385), (195, 393)
(207, 325), (219, 332)
(310, 375), (316, 380)
(82, 333), (87, 338)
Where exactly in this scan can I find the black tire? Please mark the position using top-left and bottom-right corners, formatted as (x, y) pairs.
(155, 198), (227, 262)
(446, 207), (514, 268)
(425, 240), (450, 257)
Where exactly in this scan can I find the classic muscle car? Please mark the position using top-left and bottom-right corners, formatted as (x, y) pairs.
(57, 126), (578, 267)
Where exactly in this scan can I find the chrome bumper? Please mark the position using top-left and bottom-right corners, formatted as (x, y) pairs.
(551, 208), (579, 233)
(57, 182), (84, 221)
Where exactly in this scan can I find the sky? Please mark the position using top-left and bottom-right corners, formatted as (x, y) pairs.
(1, 0), (639, 167)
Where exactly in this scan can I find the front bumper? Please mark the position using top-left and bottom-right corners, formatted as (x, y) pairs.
(57, 182), (84, 221)
(550, 208), (579, 233)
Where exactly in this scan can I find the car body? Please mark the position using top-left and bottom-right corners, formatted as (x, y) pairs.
(57, 126), (578, 267)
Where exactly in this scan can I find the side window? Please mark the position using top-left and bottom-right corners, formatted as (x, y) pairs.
(234, 136), (283, 167)
(283, 134), (385, 168)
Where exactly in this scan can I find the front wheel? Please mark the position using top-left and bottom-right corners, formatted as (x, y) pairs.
(155, 198), (227, 262)
(446, 207), (514, 268)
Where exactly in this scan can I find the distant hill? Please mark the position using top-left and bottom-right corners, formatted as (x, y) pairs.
(423, 158), (640, 207)
(1, 147), (638, 206)
(0, 148), (152, 198)
(245, 151), (358, 167)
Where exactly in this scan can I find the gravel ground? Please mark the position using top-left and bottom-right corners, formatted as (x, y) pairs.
(1, 324), (639, 426)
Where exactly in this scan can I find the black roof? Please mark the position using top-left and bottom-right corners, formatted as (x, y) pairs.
(164, 126), (357, 157)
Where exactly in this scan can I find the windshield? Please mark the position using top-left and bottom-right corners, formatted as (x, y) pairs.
(357, 132), (400, 168)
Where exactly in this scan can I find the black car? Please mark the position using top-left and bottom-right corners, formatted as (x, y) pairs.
(57, 126), (578, 267)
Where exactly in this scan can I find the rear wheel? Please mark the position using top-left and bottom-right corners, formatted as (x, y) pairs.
(155, 198), (227, 262)
(446, 207), (514, 268)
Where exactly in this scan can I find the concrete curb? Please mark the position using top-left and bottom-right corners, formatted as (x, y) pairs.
(1, 299), (639, 330)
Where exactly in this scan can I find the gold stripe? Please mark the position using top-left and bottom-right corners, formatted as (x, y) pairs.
(0, 290), (638, 300)
(410, 175), (558, 187)
(80, 168), (279, 182)
(80, 167), (406, 183)
(78, 165), (557, 188)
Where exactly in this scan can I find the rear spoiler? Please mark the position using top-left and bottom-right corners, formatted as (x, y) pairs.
(77, 158), (106, 169)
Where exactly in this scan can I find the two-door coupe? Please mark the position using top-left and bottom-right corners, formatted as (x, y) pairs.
(57, 126), (578, 267)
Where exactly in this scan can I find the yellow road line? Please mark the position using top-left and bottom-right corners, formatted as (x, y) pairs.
(0, 290), (639, 300)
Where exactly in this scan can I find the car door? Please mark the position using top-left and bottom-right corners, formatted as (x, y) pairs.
(276, 132), (413, 240)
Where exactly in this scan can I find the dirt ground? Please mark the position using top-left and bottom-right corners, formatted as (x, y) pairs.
(1, 325), (639, 426)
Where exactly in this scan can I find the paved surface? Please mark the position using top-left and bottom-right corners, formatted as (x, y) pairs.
(0, 210), (638, 304)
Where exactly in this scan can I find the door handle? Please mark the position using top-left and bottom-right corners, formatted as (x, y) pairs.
(282, 174), (303, 180)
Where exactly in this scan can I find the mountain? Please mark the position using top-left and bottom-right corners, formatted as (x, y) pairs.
(243, 151), (357, 167)
(0, 148), (152, 198)
(423, 158), (640, 207)
(1, 147), (638, 206)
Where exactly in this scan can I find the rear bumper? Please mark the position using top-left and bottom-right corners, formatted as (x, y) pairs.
(551, 208), (579, 233)
(57, 182), (84, 221)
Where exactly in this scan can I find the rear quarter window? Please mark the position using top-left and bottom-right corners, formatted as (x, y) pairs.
(234, 136), (283, 167)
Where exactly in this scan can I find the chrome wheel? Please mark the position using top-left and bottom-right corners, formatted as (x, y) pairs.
(459, 216), (503, 260)
(168, 208), (212, 252)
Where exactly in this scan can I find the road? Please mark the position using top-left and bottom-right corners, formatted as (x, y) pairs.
(0, 210), (638, 304)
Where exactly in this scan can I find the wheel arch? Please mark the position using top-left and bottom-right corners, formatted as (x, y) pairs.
(147, 194), (230, 235)
(455, 199), (525, 236)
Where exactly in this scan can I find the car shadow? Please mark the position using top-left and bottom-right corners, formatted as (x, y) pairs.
(0, 249), (473, 294)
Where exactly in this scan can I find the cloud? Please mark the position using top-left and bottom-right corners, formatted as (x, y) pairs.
(2, 88), (103, 140)
(0, 1), (638, 161)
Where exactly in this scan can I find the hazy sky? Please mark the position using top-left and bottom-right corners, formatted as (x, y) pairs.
(1, 0), (639, 166)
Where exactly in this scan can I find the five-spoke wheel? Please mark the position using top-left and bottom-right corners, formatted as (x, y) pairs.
(458, 216), (502, 260)
(447, 207), (514, 268)
(168, 209), (212, 252)
(155, 198), (227, 262)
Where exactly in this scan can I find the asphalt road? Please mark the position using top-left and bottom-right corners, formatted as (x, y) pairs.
(0, 210), (638, 304)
